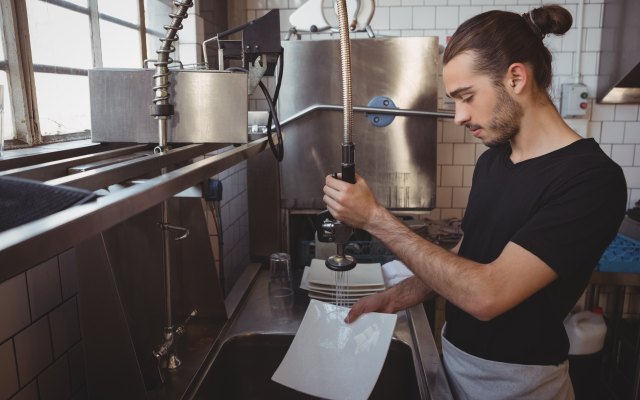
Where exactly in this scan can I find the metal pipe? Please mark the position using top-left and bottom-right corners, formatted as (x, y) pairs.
(275, 103), (454, 130)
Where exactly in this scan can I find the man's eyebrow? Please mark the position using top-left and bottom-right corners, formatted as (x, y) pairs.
(447, 86), (473, 99)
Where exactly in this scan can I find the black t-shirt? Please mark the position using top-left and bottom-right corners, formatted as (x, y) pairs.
(444, 138), (627, 365)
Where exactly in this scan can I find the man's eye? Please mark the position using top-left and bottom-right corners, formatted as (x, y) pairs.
(462, 96), (473, 103)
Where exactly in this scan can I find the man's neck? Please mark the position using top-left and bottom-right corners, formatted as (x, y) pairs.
(509, 100), (581, 164)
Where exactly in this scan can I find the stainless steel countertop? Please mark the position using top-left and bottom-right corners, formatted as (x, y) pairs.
(216, 268), (452, 400)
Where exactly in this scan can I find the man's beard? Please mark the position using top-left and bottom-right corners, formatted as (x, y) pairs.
(484, 83), (524, 148)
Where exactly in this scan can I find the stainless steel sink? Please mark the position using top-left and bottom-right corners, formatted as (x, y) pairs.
(184, 269), (451, 400)
(193, 333), (420, 399)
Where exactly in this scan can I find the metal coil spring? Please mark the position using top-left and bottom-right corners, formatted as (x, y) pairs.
(152, 0), (194, 106)
(335, 0), (353, 145)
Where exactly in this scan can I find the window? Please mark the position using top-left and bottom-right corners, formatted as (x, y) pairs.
(27, 0), (92, 136)
(1, 0), (199, 147)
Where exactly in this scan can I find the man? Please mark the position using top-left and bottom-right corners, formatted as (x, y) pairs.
(322, 4), (627, 399)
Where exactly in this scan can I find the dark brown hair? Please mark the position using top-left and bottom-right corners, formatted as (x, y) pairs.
(443, 5), (573, 90)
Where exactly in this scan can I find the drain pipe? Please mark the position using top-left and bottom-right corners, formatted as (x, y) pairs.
(573, 0), (585, 84)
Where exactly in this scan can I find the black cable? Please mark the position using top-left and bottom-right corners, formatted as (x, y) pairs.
(226, 65), (284, 161)
(267, 48), (284, 142)
(258, 80), (284, 161)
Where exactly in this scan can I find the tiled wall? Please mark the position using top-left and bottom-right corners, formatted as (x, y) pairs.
(0, 249), (86, 400)
(246, 0), (640, 217)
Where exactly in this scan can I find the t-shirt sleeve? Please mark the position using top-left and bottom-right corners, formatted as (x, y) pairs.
(511, 165), (627, 278)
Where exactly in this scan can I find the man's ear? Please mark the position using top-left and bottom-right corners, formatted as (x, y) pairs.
(505, 63), (528, 94)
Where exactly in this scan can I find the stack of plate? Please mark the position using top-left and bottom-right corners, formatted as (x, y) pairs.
(300, 259), (386, 306)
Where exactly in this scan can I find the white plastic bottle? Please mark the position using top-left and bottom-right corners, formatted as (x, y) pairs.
(564, 307), (607, 355)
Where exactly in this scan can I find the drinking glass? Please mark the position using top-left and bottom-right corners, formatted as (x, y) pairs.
(269, 253), (293, 320)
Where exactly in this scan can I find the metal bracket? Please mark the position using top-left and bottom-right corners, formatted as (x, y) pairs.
(367, 96), (397, 127)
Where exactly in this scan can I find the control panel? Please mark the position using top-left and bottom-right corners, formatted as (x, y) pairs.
(560, 83), (589, 118)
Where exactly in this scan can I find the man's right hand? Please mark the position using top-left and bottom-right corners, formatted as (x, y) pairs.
(345, 291), (395, 323)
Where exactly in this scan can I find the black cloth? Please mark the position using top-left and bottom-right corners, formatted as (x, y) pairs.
(0, 176), (96, 233)
(444, 138), (627, 365)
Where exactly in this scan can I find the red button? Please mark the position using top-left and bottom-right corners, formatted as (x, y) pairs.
(580, 102), (588, 109)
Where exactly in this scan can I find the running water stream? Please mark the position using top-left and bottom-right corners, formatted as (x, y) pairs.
(334, 271), (350, 307)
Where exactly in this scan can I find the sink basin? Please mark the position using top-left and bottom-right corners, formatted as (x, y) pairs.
(194, 333), (421, 399)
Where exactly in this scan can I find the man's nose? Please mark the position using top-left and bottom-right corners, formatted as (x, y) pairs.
(453, 104), (470, 126)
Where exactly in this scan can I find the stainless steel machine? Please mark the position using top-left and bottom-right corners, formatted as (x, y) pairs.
(278, 37), (440, 210)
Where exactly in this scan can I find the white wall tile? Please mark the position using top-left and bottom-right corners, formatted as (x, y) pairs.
(584, 28), (602, 52)
(600, 143), (612, 157)
(591, 104), (615, 121)
(443, 121), (465, 143)
(588, 121), (602, 141)
(267, 0), (288, 8)
(615, 105), (639, 122)
(436, 6), (459, 29)
(611, 145), (635, 167)
(624, 123), (640, 144)
(413, 7), (436, 29)
(453, 143), (476, 165)
(459, 6), (483, 23)
(378, 0), (402, 5)
(600, 122), (625, 143)
(289, 0), (305, 8)
(247, 0), (267, 9)
(436, 187), (452, 208)
(402, 0), (424, 5)
(441, 165), (463, 187)
(438, 143), (453, 165)
(552, 52), (573, 76)
(583, 3), (602, 28)
(452, 187), (471, 208)
(371, 7), (390, 30)
(579, 52), (598, 75)
(636, 146), (640, 167)
(449, 0), (472, 5)
(390, 7), (413, 29)
(623, 167), (640, 188)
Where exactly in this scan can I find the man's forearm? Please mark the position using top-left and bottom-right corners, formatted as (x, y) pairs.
(387, 276), (434, 312)
(365, 206), (488, 315)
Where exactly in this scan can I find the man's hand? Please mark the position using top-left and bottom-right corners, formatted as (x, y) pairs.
(323, 174), (380, 230)
(345, 291), (395, 323)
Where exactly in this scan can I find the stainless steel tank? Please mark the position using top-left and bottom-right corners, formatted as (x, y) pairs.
(278, 37), (440, 210)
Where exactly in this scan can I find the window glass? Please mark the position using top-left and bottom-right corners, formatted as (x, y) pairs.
(98, 0), (139, 24)
(100, 20), (142, 68)
(64, 0), (88, 7)
(34, 73), (90, 135)
(26, 0), (92, 69)
(0, 73), (15, 140)
(0, 21), (14, 140)
(144, 0), (174, 61)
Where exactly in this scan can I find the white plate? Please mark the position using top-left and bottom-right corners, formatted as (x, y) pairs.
(272, 299), (397, 400)
(301, 267), (385, 294)
(308, 259), (385, 287)
(307, 291), (359, 305)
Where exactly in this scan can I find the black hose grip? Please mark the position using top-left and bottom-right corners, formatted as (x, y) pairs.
(149, 104), (174, 117)
(341, 163), (355, 184)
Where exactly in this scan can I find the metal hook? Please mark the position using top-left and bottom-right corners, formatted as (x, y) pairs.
(159, 223), (190, 240)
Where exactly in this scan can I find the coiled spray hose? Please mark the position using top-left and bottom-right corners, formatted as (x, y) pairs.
(321, 0), (358, 273)
(336, 0), (355, 184)
(150, 0), (194, 154)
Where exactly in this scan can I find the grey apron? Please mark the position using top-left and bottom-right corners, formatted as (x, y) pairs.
(441, 325), (575, 400)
